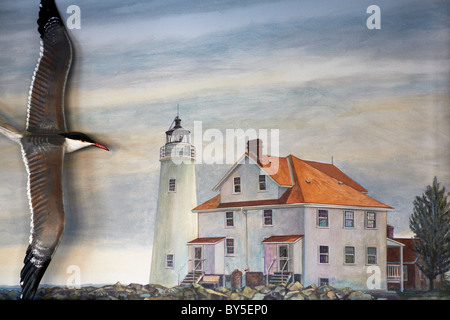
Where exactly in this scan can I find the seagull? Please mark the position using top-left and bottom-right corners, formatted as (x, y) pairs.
(0, 0), (109, 299)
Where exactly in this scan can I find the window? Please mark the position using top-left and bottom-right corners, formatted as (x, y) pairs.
(367, 247), (377, 265)
(168, 178), (176, 192)
(317, 209), (329, 227)
(165, 254), (174, 269)
(344, 211), (354, 228)
(319, 245), (329, 264)
(226, 238), (235, 256)
(258, 175), (267, 191)
(319, 278), (329, 286)
(263, 209), (273, 226)
(233, 177), (241, 193)
(344, 246), (355, 264)
(365, 212), (377, 229)
(225, 211), (234, 227)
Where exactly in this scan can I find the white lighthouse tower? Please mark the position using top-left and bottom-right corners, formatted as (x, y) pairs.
(150, 114), (198, 287)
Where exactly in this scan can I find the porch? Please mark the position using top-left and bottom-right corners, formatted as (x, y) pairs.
(180, 237), (226, 286)
(261, 235), (303, 285)
(386, 238), (405, 292)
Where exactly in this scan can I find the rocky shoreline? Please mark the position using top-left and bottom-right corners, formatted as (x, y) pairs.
(0, 281), (397, 300)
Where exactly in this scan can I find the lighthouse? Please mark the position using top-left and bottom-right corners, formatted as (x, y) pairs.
(150, 115), (198, 287)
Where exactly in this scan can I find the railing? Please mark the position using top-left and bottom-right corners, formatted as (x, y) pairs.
(160, 144), (195, 159)
(178, 259), (190, 285)
(266, 259), (276, 285)
(193, 259), (205, 283)
(280, 258), (291, 284)
(178, 258), (206, 285)
(387, 264), (401, 283)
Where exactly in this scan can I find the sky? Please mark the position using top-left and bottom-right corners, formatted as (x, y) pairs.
(0, 0), (448, 286)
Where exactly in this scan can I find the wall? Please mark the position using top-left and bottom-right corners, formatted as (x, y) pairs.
(303, 207), (387, 290)
(150, 158), (198, 286)
(220, 159), (280, 203)
(198, 207), (304, 275)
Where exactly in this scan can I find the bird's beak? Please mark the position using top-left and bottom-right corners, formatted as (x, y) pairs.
(93, 142), (109, 151)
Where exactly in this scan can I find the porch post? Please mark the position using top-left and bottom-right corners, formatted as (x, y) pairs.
(399, 246), (404, 292)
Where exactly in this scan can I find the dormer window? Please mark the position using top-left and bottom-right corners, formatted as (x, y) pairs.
(258, 175), (267, 191)
(233, 177), (241, 193)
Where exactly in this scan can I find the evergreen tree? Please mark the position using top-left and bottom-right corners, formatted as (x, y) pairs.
(409, 177), (450, 290)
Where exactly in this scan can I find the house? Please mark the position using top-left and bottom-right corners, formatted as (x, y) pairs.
(185, 139), (396, 290)
(386, 225), (445, 291)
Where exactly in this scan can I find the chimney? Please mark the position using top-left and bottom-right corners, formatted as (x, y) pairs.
(247, 139), (263, 165)
(387, 224), (395, 239)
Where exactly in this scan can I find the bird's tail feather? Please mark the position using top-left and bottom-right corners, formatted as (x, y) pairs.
(20, 245), (51, 300)
(0, 114), (22, 143)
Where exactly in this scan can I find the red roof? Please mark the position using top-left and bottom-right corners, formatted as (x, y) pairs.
(188, 237), (225, 244)
(261, 235), (304, 243)
(193, 154), (392, 211)
(259, 155), (293, 186)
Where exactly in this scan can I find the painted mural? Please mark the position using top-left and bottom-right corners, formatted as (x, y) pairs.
(0, 0), (448, 304)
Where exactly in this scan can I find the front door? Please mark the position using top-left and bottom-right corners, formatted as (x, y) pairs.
(194, 246), (203, 272)
(278, 245), (289, 272)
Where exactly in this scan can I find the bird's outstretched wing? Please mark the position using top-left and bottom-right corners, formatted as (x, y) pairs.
(19, 136), (65, 300)
(27, 0), (72, 134)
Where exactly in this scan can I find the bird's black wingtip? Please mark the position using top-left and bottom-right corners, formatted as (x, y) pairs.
(37, 0), (63, 39)
(19, 245), (51, 300)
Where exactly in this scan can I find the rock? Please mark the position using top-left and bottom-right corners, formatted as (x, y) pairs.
(129, 283), (143, 291)
(334, 290), (346, 300)
(318, 285), (334, 294)
(319, 291), (337, 300)
(287, 281), (303, 292)
(118, 293), (127, 299)
(240, 286), (256, 299)
(266, 291), (284, 300)
(255, 285), (271, 294)
(230, 292), (242, 300)
(52, 293), (67, 300)
(182, 289), (197, 300)
(285, 291), (306, 300)
(0, 281), (384, 301)
(198, 287), (227, 300)
(302, 287), (317, 296)
(273, 286), (285, 293)
(215, 287), (231, 296)
(307, 293), (318, 300)
(342, 287), (353, 296)
(151, 284), (169, 296)
(252, 293), (266, 300)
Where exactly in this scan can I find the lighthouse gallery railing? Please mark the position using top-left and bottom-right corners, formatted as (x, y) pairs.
(160, 144), (195, 159)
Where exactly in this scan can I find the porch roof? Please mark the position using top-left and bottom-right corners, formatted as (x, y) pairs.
(188, 237), (226, 244)
(387, 238), (406, 248)
(261, 235), (304, 243)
